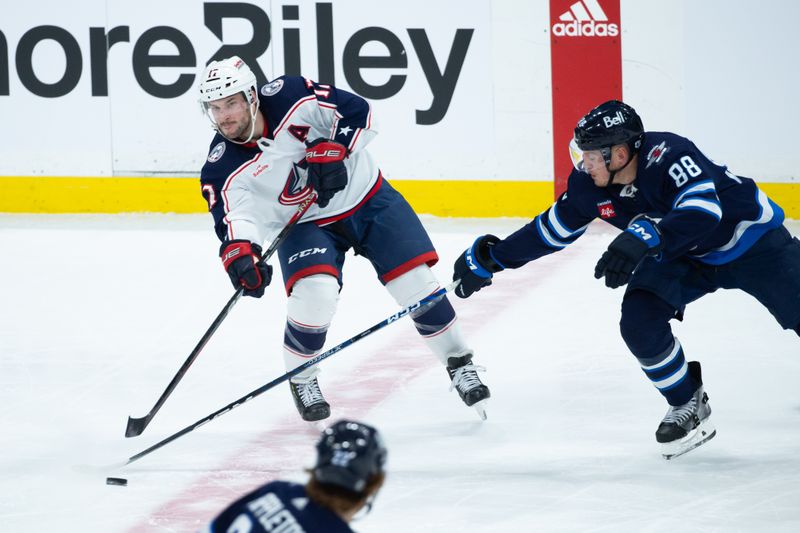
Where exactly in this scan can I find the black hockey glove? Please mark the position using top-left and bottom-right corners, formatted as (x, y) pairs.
(220, 240), (273, 298)
(306, 138), (349, 208)
(453, 235), (505, 298)
(594, 215), (663, 289)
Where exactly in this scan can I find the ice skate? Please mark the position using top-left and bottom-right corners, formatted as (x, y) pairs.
(446, 354), (491, 420)
(656, 361), (716, 460)
(290, 377), (331, 422)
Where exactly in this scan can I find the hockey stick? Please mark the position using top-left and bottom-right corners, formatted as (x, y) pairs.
(123, 280), (460, 465)
(124, 193), (318, 438)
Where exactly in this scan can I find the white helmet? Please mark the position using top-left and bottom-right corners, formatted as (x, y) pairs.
(198, 56), (260, 143)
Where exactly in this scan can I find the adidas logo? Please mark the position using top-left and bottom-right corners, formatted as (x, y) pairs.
(552, 0), (619, 37)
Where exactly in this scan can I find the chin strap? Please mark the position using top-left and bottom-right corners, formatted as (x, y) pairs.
(604, 150), (636, 186)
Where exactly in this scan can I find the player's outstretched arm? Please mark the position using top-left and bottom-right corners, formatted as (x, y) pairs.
(452, 235), (506, 298)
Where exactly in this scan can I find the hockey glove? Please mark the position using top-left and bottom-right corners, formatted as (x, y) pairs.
(220, 240), (273, 298)
(594, 215), (663, 289)
(306, 138), (349, 208)
(453, 235), (505, 298)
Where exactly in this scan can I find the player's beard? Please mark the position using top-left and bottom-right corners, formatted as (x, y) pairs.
(221, 114), (253, 142)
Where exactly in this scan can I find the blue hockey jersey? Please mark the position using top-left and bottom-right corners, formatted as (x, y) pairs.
(200, 480), (354, 533)
(492, 132), (785, 268)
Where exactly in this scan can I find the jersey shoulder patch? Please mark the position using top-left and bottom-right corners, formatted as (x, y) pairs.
(207, 140), (226, 163)
(200, 134), (257, 185)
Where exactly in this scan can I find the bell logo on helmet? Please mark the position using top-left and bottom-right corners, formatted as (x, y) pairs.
(603, 111), (625, 128)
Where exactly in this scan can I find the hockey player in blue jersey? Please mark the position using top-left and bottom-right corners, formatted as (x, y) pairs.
(197, 57), (490, 422)
(201, 419), (387, 532)
(453, 100), (800, 459)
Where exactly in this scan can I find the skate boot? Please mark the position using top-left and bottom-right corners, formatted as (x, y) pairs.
(656, 361), (716, 459)
(446, 353), (491, 420)
(289, 377), (330, 422)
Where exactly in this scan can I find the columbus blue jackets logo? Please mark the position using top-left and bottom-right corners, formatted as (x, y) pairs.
(645, 141), (669, 169)
(261, 79), (284, 96)
(279, 162), (313, 205)
(207, 141), (226, 163)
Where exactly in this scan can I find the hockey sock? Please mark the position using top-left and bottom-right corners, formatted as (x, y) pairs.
(283, 274), (339, 381)
(621, 290), (695, 406)
(385, 265), (471, 365)
(638, 337), (695, 406)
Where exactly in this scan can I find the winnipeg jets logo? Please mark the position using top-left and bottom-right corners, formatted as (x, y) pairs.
(619, 183), (638, 198)
(279, 162), (313, 205)
(646, 141), (669, 169)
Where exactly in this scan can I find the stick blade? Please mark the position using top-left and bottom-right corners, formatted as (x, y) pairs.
(125, 415), (151, 438)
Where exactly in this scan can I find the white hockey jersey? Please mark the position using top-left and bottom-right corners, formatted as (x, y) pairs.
(200, 76), (380, 246)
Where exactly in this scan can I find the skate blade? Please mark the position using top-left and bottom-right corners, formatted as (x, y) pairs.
(661, 419), (716, 460)
(472, 399), (488, 421)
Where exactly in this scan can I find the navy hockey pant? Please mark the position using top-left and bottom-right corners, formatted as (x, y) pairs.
(620, 225), (800, 404)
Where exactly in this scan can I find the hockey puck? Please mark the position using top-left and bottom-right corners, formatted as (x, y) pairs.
(106, 477), (128, 486)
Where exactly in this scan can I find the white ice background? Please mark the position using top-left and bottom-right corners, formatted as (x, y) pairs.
(1, 215), (798, 532)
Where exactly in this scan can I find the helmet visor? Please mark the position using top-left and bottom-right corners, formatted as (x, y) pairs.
(569, 137), (585, 172)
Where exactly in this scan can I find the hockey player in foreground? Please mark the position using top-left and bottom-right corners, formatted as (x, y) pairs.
(198, 57), (489, 422)
(201, 419), (387, 532)
(453, 100), (800, 459)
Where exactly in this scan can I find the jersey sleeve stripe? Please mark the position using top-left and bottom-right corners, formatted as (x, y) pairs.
(535, 215), (569, 249)
(672, 180), (716, 208)
(675, 198), (723, 219)
(548, 203), (589, 239)
(347, 104), (373, 152)
(691, 191), (784, 265)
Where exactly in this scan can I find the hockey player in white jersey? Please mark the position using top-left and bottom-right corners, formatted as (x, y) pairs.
(197, 57), (490, 421)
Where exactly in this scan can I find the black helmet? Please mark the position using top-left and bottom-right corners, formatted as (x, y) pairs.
(574, 100), (644, 153)
(313, 420), (387, 493)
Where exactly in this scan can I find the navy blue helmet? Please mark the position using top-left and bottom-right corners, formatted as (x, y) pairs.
(313, 420), (387, 493)
(574, 100), (644, 157)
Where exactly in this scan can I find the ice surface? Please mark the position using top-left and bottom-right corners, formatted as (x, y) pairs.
(0, 214), (798, 532)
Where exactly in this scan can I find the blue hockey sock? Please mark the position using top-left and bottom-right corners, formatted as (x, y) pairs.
(638, 338), (696, 406)
(410, 294), (457, 336)
(284, 319), (328, 356)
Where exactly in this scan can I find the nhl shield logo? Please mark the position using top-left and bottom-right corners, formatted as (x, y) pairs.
(207, 141), (226, 163)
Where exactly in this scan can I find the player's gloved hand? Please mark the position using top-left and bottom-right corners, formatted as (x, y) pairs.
(594, 215), (663, 288)
(220, 240), (273, 297)
(453, 235), (505, 298)
(305, 138), (349, 208)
